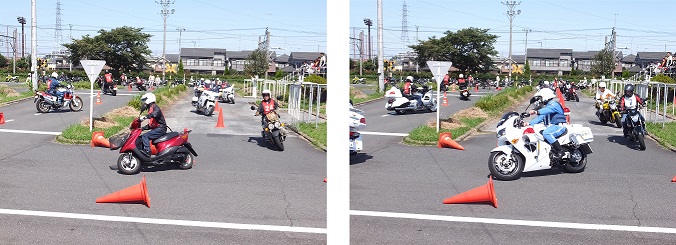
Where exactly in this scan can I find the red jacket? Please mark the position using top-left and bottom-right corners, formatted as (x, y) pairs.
(619, 94), (643, 111)
(403, 82), (412, 95)
(105, 73), (113, 83)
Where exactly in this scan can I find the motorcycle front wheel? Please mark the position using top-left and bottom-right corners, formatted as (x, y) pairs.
(273, 134), (285, 151)
(70, 97), (83, 111)
(488, 151), (524, 181)
(613, 113), (622, 128)
(117, 153), (142, 175)
(177, 152), (194, 170)
(36, 99), (50, 113)
(637, 132), (646, 150)
(205, 105), (214, 116)
(575, 95), (579, 102)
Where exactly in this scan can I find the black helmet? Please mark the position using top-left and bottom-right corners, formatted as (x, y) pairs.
(624, 84), (635, 98)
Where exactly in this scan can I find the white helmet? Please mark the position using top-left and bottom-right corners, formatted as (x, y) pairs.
(205, 79), (212, 84)
(599, 82), (606, 88)
(262, 89), (271, 97)
(406, 76), (414, 82)
(459, 74), (464, 78)
(141, 93), (156, 105)
(533, 88), (556, 102)
(200, 78), (205, 81)
(51, 72), (59, 78)
(543, 81), (550, 86)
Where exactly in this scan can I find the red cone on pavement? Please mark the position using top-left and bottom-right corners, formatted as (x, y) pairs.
(442, 92), (449, 106)
(215, 107), (225, 128)
(91, 131), (110, 148)
(671, 176), (676, 182)
(214, 100), (220, 112)
(96, 176), (150, 208)
(443, 177), (498, 208)
(451, 85), (457, 92)
(0, 112), (4, 124)
(437, 132), (464, 150)
(96, 91), (102, 105)
(475, 84), (479, 92)
(323, 178), (327, 183)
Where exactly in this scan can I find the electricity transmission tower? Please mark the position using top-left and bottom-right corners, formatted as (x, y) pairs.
(502, 1), (520, 82)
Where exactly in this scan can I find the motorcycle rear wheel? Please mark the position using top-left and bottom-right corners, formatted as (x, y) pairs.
(395, 109), (406, 115)
(562, 149), (586, 173)
(36, 99), (50, 113)
(273, 134), (285, 151)
(488, 151), (524, 181)
(177, 152), (194, 169)
(117, 153), (142, 175)
(70, 97), (83, 111)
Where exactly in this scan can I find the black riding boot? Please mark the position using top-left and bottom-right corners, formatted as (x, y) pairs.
(550, 141), (564, 159)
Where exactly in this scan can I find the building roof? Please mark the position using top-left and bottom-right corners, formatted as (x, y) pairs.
(282, 65), (296, 73)
(180, 48), (227, 58)
(226, 51), (253, 60)
(526, 49), (573, 59)
(622, 54), (636, 63)
(511, 55), (525, 64)
(165, 54), (179, 63)
(636, 52), (665, 60)
(628, 65), (642, 73)
(572, 51), (598, 60)
(289, 52), (323, 61)
(275, 54), (290, 63)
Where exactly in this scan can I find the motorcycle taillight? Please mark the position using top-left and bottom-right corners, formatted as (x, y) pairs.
(349, 131), (360, 139)
(360, 118), (366, 124)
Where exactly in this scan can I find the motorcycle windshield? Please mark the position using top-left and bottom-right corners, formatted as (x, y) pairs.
(497, 112), (519, 127)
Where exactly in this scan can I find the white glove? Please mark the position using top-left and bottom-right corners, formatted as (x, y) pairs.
(138, 116), (147, 121)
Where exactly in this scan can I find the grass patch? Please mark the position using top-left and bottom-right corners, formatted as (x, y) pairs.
(405, 117), (486, 144)
(295, 122), (327, 149)
(0, 90), (34, 104)
(59, 115), (135, 143)
(350, 87), (383, 105)
(647, 122), (676, 149)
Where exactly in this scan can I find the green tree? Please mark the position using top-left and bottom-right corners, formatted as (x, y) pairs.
(63, 26), (152, 77)
(244, 48), (268, 77)
(591, 48), (614, 77)
(223, 64), (231, 76)
(523, 59), (531, 78)
(570, 67), (580, 76)
(409, 27), (498, 73)
(16, 57), (30, 69)
(177, 59), (185, 79)
(621, 69), (630, 78)
(0, 53), (7, 68)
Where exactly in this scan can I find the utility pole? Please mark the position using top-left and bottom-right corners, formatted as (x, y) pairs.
(176, 27), (185, 62)
(377, 0), (384, 93)
(415, 25), (419, 73)
(363, 18), (373, 60)
(156, 0), (175, 83)
(17, 17), (26, 58)
(502, 1), (521, 83)
(30, 0), (37, 91)
(523, 29), (530, 63)
(359, 31), (364, 76)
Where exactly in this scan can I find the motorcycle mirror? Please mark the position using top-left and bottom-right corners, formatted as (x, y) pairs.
(529, 97), (537, 104)
(250, 105), (256, 110)
(521, 112), (531, 118)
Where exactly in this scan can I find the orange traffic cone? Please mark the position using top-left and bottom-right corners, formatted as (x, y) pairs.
(215, 107), (225, 128)
(671, 176), (676, 182)
(0, 112), (4, 124)
(91, 131), (111, 148)
(451, 85), (457, 92)
(96, 176), (150, 208)
(437, 132), (464, 150)
(443, 176), (498, 208)
(442, 92), (449, 106)
(96, 91), (102, 105)
(474, 84), (479, 92)
(214, 100), (220, 112)
(128, 84), (132, 91)
(564, 107), (571, 123)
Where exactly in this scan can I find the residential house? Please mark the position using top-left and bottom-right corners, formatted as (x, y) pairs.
(225, 50), (253, 72)
(635, 52), (666, 68)
(288, 52), (323, 68)
(621, 54), (636, 70)
(572, 51), (597, 72)
(179, 48), (227, 75)
(526, 48), (572, 76)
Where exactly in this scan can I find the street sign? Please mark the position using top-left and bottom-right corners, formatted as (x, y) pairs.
(81, 60), (106, 84)
(80, 60), (106, 132)
(426, 61), (453, 133)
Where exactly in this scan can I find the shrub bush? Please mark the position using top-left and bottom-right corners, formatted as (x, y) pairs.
(650, 74), (675, 84)
(304, 75), (327, 84)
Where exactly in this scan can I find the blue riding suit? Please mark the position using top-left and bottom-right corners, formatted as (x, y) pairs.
(48, 77), (64, 103)
(528, 99), (568, 144)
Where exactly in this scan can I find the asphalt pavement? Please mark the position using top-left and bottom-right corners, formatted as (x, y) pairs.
(350, 88), (676, 244)
(0, 91), (326, 244)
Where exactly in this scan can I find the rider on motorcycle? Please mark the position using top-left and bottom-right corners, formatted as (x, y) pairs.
(524, 88), (568, 159)
(47, 72), (65, 105)
(457, 74), (468, 90)
(619, 84), (645, 138)
(138, 93), (167, 157)
(594, 82), (616, 117)
(104, 71), (114, 92)
(403, 76), (423, 109)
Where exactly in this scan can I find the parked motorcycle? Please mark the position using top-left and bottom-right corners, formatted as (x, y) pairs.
(565, 84), (579, 102)
(251, 104), (287, 151)
(488, 102), (594, 181)
(5, 75), (19, 83)
(219, 85), (235, 104)
(34, 83), (83, 113)
(111, 119), (197, 175)
(385, 84), (437, 114)
(192, 86), (216, 116)
(349, 101), (366, 156)
(596, 99), (622, 128)
(622, 103), (647, 150)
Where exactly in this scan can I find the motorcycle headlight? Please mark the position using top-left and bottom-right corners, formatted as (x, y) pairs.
(268, 123), (276, 129)
(275, 121), (281, 128)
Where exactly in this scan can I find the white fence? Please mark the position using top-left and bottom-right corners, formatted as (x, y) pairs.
(607, 78), (676, 128)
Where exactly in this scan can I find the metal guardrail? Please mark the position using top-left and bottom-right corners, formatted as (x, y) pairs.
(608, 78), (676, 128)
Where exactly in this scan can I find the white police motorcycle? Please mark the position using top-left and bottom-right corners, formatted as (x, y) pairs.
(488, 97), (594, 181)
(349, 101), (366, 156)
(191, 84), (217, 116)
(385, 83), (437, 114)
(219, 85), (235, 104)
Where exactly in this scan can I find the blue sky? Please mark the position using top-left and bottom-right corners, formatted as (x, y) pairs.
(351, 0), (676, 58)
(0, 0), (326, 57)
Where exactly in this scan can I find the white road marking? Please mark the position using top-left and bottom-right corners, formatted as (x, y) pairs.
(3, 119), (14, 123)
(34, 113), (41, 116)
(0, 208), (326, 234)
(380, 115), (389, 117)
(358, 131), (408, 137)
(0, 129), (62, 135)
(351, 210), (676, 234)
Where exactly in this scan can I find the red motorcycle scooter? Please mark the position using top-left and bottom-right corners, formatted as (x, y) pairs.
(111, 119), (198, 175)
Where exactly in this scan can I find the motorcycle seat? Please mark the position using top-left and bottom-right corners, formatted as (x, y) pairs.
(154, 132), (180, 143)
(539, 127), (568, 138)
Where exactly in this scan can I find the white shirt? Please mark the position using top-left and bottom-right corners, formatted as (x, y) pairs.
(595, 89), (616, 101)
(624, 95), (639, 109)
